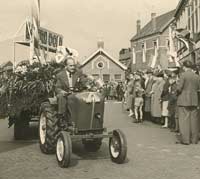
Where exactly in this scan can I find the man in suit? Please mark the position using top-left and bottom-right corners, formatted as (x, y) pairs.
(144, 69), (154, 121)
(176, 60), (200, 145)
(55, 56), (85, 125)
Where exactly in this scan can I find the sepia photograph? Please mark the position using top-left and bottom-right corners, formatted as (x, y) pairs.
(0, 0), (200, 178)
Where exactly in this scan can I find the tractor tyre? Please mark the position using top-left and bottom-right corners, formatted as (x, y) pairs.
(56, 131), (72, 168)
(39, 102), (59, 154)
(109, 129), (127, 164)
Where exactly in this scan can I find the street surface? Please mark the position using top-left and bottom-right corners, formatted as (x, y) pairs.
(0, 101), (200, 179)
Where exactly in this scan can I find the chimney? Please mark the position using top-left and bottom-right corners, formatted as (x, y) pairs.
(136, 20), (141, 34)
(97, 39), (104, 49)
(151, 13), (156, 31)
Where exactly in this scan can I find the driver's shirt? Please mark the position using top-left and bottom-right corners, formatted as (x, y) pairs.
(66, 71), (73, 88)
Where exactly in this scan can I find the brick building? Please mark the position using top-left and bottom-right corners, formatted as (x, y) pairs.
(80, 41), (127, 83)
(174, 0), (200, 63)
(130, 10), (176, 70)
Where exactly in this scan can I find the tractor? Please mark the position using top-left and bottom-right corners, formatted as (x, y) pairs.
(39, 89), (127, 168)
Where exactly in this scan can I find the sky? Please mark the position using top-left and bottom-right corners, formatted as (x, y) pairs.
(0, 0), (179, 62)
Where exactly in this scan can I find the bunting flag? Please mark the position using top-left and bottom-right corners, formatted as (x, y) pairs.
(168, 26), (175, 62)
(132, 48), (136, 64)
(150, 40), (159, 68)
(168, 26), (180, 67)
(142, 43), (146, 63)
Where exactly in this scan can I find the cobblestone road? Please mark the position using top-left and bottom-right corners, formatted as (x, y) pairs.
(0, 101), (200, 179)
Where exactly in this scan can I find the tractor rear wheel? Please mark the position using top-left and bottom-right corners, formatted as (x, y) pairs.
(39, 102), (59, 154)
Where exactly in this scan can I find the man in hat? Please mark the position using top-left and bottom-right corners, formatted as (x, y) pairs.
(55, 56), (85, 125)
(176, 60), (200, 144)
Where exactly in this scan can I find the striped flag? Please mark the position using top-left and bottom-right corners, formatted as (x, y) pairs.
(150, 39), (159, 68)
(175, 29), (190, 50)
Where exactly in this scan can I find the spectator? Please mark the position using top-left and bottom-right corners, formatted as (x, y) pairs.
(150, 72), (165, 124)
(126, 73), (135, 117)
(176, 60), (200, 145)
(134, 78), (144, 123)
(161, 73), (170, 128)
(116, 82), (124, 101)
(168, 71), (179, 132)
(144, 69), (154, 121)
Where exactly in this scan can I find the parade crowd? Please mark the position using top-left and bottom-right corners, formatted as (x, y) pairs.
(110, 60), (200, 145)
(0, 59), (200, 145)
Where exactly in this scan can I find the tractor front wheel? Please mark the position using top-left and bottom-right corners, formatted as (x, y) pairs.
(109, 129), (127, 164)
(56, 131), (72, 168)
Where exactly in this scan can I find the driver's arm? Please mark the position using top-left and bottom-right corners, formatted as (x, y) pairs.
(55, 75), (67, 95)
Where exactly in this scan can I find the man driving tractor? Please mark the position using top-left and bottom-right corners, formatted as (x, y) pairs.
(55, 56), (85, 126)
(39, 54), (127, 168)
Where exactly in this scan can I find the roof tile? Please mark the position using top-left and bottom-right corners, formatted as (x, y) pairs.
(131, 9), (175, 41)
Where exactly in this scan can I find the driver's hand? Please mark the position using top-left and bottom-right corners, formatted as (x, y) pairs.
(61, 91), (71, 96)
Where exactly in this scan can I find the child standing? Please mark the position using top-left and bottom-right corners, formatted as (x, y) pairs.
(134, 80), (144, 123)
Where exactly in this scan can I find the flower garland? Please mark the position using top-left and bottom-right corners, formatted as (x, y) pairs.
(0, 60), (62, 119)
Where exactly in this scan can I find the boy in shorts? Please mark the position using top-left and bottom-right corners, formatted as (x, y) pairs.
(134, 81), (144, 123)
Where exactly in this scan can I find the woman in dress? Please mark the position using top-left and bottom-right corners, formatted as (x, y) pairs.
(150, 72), (165, 124)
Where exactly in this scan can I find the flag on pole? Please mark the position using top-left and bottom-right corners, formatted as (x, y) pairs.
(175, 29), (190, 50)
(31, 0), (40, 27)
(30, 0), (41, 64)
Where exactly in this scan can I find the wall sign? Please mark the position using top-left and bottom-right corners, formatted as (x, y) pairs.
(25, 22), (63, 51)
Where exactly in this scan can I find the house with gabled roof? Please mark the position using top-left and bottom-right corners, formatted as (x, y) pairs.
(81, 41), (127, 83)
(130, 9), (176, 70)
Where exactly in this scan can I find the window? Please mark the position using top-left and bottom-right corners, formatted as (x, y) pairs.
(195, 6), (198, 32)
(166, 39), (170, 49)
(187, 0), (199, 34)
(114, 74), (122, 81)
(153, 40), (157, 48)
(103, 74), (110, 82)
(96, 61), (105, 69)
(192, 13), (195, 33)
(92, 74), (99, 79)
(188, 6), (191, 30)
